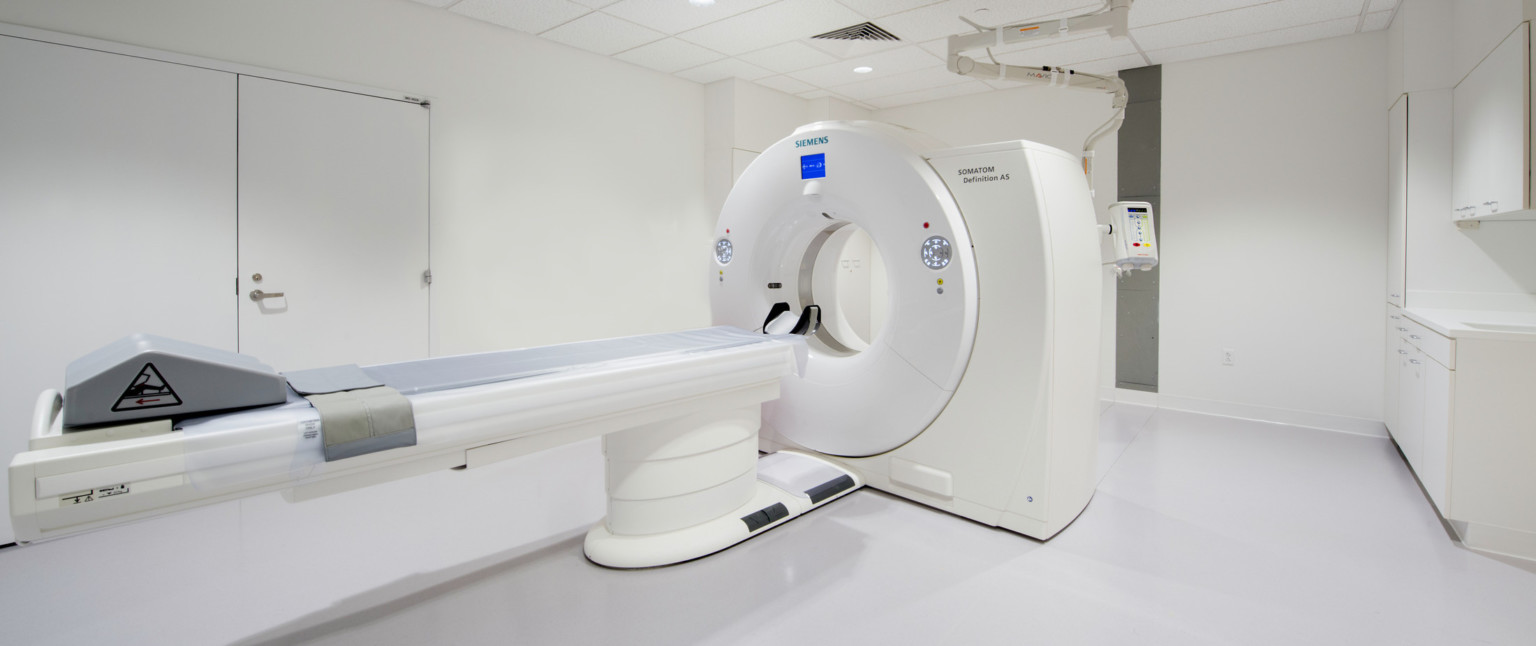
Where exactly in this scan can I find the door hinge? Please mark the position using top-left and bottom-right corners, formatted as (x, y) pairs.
(422, 269), (433, 285)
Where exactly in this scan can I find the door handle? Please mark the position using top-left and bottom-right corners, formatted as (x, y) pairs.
(249, 289), (285, 302)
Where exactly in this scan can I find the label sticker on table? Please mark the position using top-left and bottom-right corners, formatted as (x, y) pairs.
(111, 363), (183, 412)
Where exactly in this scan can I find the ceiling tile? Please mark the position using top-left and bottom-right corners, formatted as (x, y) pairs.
(737, 42), (840, 73)
(451, 0), (592, 34)
(1360, 10), (1394, 32)
(918, 38), (949, 59)
(875, 0), (1101, 45)
(675, 57), (776, 83)
(787, 45), (943, 87)
(602, 0), (780, 35)
(541, 12), (665, 54)
(615, 38), (725, 72)
(570, 0), (622, 8)
(754, 75), (818, 95)
(1147, 14), (1358, 66)
(1366, 0), (1401, 12)
(833, 0), (947, 19)
(408, 0), (459, 8)
(1131, 0), (1367, 51)
(826, 65), (970, 101)
(1127, 0), (1273, 28)
(863, 79), (991, 109)
(676, 0), (869, 56)
(798, 89), (837, 99)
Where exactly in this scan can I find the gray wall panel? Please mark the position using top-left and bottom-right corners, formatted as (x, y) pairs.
(1115, 65), (1161, 392)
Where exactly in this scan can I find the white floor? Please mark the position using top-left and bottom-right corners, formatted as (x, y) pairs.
(217, 405), (1536, 646)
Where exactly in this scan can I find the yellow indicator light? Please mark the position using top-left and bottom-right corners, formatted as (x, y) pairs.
(937, 278), (944, 285)
(719, 270), (724, 275)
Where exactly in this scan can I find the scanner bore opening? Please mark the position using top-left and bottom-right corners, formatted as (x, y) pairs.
(797, 221), (888, 355)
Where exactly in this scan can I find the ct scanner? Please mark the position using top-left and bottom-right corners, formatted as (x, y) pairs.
(7, 121), (1155, 569)
(714, 120), (1133, 539)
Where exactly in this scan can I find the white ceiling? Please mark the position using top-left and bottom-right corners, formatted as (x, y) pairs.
(410, 0), (1401, 110)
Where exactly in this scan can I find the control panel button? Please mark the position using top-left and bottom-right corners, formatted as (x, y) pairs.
(920, 236), (952, 270)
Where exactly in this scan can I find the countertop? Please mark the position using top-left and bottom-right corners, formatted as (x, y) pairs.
(1403, 308), (1536, 342)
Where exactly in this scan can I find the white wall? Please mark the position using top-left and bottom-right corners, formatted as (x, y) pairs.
(1451, 0), (1527, 84)
(1160, 32), (1388, 432)
(873, 85), (1123, 394)
(0, 0), (712, 640)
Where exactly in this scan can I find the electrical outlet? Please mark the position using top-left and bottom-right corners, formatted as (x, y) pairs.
(1222, 348), (1235, 366)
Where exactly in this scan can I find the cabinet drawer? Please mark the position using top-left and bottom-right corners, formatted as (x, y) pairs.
(1401, 317), (1454, 369)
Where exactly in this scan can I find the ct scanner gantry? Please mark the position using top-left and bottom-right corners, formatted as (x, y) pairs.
(713, 120), (1146, 540)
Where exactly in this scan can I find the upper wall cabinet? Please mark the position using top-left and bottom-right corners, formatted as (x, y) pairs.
(1451, 22), (1533, 221)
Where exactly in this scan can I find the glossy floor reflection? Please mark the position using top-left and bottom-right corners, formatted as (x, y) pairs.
(245, 406), (1536, 645)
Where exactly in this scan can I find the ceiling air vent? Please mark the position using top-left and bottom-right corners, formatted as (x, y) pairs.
(811, 22), (900, 41)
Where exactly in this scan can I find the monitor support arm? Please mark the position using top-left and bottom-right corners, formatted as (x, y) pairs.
(945, 0), (1135, 194)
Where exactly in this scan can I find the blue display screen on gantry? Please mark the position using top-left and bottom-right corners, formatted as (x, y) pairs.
(801, 153), (826, 180)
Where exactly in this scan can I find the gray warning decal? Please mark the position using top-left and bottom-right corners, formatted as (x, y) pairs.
(111, 362), (183, 412)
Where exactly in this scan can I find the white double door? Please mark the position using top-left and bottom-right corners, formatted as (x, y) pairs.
(0, 34), (428, 541)
(237, 75), (429, 371)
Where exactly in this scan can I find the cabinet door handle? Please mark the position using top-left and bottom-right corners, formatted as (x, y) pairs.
(1397, 327), (1409, 332)
(1410, 359), (1421, 365)
(1390, 315), (1401, 319)
(1398, 349), (1408, 355)
(1390, 293), (1401, 298)
(1409, 334), (1421, 340)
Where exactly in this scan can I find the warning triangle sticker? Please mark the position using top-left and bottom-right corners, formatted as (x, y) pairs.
(111, 362), (183, 412)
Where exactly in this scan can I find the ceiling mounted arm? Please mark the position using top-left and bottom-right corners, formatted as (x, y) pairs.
(945, 0), (1135, 192)
(947, 0), (1131, 57)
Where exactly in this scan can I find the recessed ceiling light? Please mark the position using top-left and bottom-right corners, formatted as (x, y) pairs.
(853, 66), (873, 74)
(689, 0), (715, 6)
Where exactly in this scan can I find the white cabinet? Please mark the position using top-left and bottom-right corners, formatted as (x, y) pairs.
(1451, 22), (1531, 221)
(1387, 96), (1407, 306)
(1394, 338), (1426, 473)
(1447, 335), (1536, 559)
(1384, 307), (1405, 433)
(1420, 357), (1451, 513)
(1393, 312), (1536, 561)
(1392, 317), (1453, 513)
